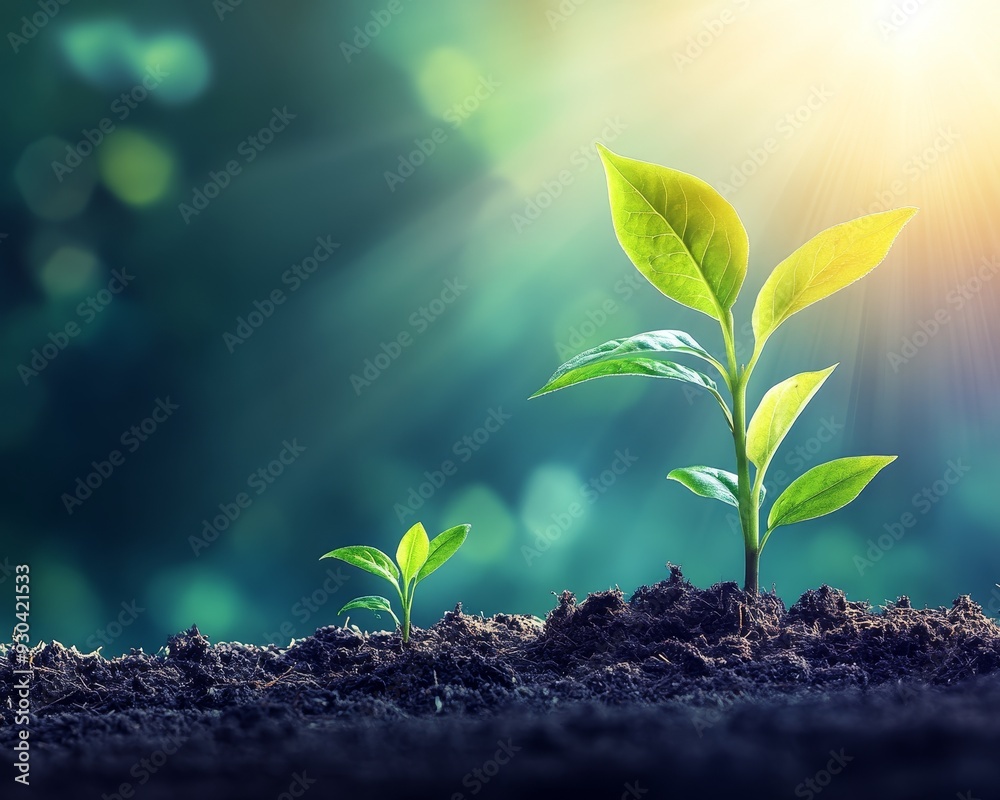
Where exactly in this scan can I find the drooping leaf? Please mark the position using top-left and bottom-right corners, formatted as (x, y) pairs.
(321, 545), (399, 588)
(747, 366), (837, 471)
(532, 355), (717, 399)
(668, 466), (766, 508)
(669, 467), (737, 507)
(767, 456), (897, 531)
(536, 330), (725, 388)
(597, 144), (749, 321)
(417, 524), (470, 582)
(531, 355), (732, 425)
(338, 595), (396, 619)
(752, 208), (917, 344)
(396, 522), (430, 585)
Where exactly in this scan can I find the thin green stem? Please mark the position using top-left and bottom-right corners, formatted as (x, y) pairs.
(396, 582), (411, 644)
(721, 313), (760, 594)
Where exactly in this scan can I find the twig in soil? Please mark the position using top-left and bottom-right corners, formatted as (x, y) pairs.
(258, 668), (295, 689)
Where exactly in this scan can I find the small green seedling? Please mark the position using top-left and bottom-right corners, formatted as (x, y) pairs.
(532, 145), (916, 594)
(321, 522), (470, 643)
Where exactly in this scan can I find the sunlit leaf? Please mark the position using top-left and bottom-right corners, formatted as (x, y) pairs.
(396, 522), (430, 585)
(752, 209), (917, 344)
(598, 144), (748, 321)
(747, 366), (837, 472)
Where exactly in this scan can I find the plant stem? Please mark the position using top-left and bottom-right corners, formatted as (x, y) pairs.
(744, 544), (760, 595)
(397, 583), (412, 644)
(401, 592), (411, 644)
(722, 313), (759, 594)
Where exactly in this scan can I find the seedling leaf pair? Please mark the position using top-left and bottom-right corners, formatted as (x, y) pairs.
(321, 522), (470, 642)
(534, 145), (915, 592)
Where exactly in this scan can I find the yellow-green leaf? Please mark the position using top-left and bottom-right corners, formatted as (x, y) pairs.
(747, 366), (837, 472)
(767, 456), (897, 531)
(752, 208), (918, 344)
(597, 144), (748, 321)
(417, 524), (470, 582)
(396, 522), (430, 585)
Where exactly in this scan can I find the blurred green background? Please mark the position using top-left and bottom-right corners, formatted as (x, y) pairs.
(2, 0), (999, 653)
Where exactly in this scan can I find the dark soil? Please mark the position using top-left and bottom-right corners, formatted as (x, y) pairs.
(4, 566), (1000, 799)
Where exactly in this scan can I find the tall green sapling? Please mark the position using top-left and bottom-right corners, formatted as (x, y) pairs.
(532, 145), (916, 593)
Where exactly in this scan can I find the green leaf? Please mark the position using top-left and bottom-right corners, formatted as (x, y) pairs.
(321, 545), (400, 589)
(533, 330), (724, 392)
(396, 522), (430, 585)
(668, 466), (766, 508)
(531, 354), (732, 425)
(752, 208), (918, 344)
(747, 366), (837, 472)
(532, 355), (718, 399)
(597, 144), (749, 321)
(417, 524), (470, 582)
(668, 467), (738, 507)
(767, 456), (897, 531)
(338, 595), (396, 619)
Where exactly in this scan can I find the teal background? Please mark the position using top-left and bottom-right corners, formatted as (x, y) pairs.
(1, 1), (998, 653)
